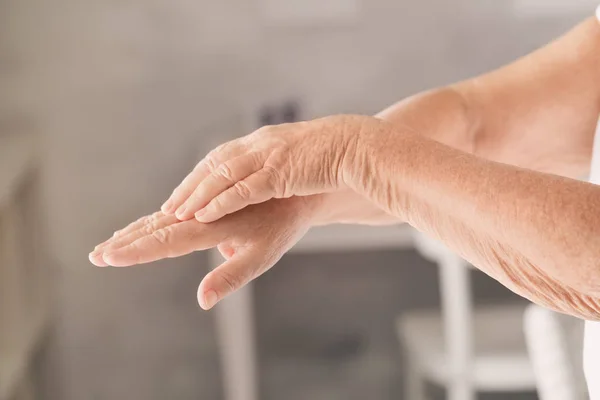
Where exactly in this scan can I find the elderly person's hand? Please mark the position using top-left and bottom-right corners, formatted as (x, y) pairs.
(160, 114), (379, 223)
(89, 197), (316, 309)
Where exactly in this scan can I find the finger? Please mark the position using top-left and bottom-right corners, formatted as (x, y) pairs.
(175, 152), (263, 220)
(103, 213), (180, 253)
(195, 169), (277, 223)
(89, 213), (176, 267)
(89, 251), (110, 267)
(161, 162), (212, 214)
(102, 219), (225, 267)
(90, 212), (160, 266)
(197, 247), (275, 310)
(93, 211), (167, 252)
(112, 212), (164, 239)
(161, 143), (240, 214)
(93, 212), (161, 252)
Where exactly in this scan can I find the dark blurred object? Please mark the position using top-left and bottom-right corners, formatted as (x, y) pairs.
(259, 105), (277, 126)
(259, 100), (301, 127)
(281, 100), (300, 123)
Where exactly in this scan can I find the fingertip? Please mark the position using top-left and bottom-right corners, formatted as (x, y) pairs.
(194, 211), (211, 223)
(89, 251), (109, 267)
(161, 199), (174, 214)
(198, 289), (219, 310)
(102, 252), (127, 267)
(175, 206), (190, 221)
(195, 207), (221, 223)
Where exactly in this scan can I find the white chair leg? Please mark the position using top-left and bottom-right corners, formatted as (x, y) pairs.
(211, 249), (259, 400)
(405, 356), (427, 400)
(439, 254), (475, 400)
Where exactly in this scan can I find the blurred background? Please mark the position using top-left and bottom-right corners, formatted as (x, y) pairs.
(0, 0), (596, 399)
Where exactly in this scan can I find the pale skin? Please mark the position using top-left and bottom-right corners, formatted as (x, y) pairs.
(90, 17), (600, 319)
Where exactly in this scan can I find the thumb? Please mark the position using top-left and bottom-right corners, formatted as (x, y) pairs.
(197, 246), (277, 310)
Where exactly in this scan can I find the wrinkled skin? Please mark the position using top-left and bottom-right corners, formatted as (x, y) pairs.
(160, 115), (360, 223)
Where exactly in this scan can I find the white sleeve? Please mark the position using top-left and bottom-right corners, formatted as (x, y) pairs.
(596, 4), (600, 22)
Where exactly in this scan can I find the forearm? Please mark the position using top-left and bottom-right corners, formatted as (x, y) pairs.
(348, 118), (600, 319)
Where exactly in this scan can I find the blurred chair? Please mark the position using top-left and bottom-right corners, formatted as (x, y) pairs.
(395, 232), (536, 400)
(523, 304), (588, 400)
(0, 133), (51, 400)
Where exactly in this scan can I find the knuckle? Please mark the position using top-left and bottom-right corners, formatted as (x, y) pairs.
(204, 153), (220, 172)
(234, 181), (252, 201)
(142, 223), (155, 236)
(140, 215), (154, 228)
(216, 162), (235, 182)
(262, 165), (285, 196)
(151, 228), (170, 245)
(144, 217), (164, 235)
(263, 165), (280, 182)
(218, 269), (240, 293)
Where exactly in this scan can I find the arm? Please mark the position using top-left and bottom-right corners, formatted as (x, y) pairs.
(341, 17), (600, 319)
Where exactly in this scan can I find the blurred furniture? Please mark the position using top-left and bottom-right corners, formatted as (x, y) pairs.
(395, 232), (536, 400)
(523, 304), (588, 400)
(0, 133), (51, 400)
(212, 224), (413, 400)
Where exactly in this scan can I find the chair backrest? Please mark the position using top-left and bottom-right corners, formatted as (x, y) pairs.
(523, 304), (588, 400)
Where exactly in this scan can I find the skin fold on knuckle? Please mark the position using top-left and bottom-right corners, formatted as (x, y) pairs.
(151, 228), (171, 246)
(216, 269), (241, 294)
(262, 163), (286, 198)
(234, 180), (252, 201)
(204, 152), (221, 173)
(217, 162), (235, 183)
(142, 219), (161, 236)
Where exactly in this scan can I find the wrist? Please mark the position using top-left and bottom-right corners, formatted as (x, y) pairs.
(282, 194), (327, 226)
(343, 117), (416, 220)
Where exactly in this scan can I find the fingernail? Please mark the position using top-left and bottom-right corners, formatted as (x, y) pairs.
(89, 250), (108, 267)
(161, 200), (172, 213)
(195, 208), (206, 219)
(102, 252), (117, 266)
(175, 206), (187, 219)
(90, 249), (102, 257)
(202, 290), (218, 310)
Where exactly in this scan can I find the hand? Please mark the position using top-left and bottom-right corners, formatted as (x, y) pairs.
(160, 114), (376, 223)
(89, 197), (315, 309)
